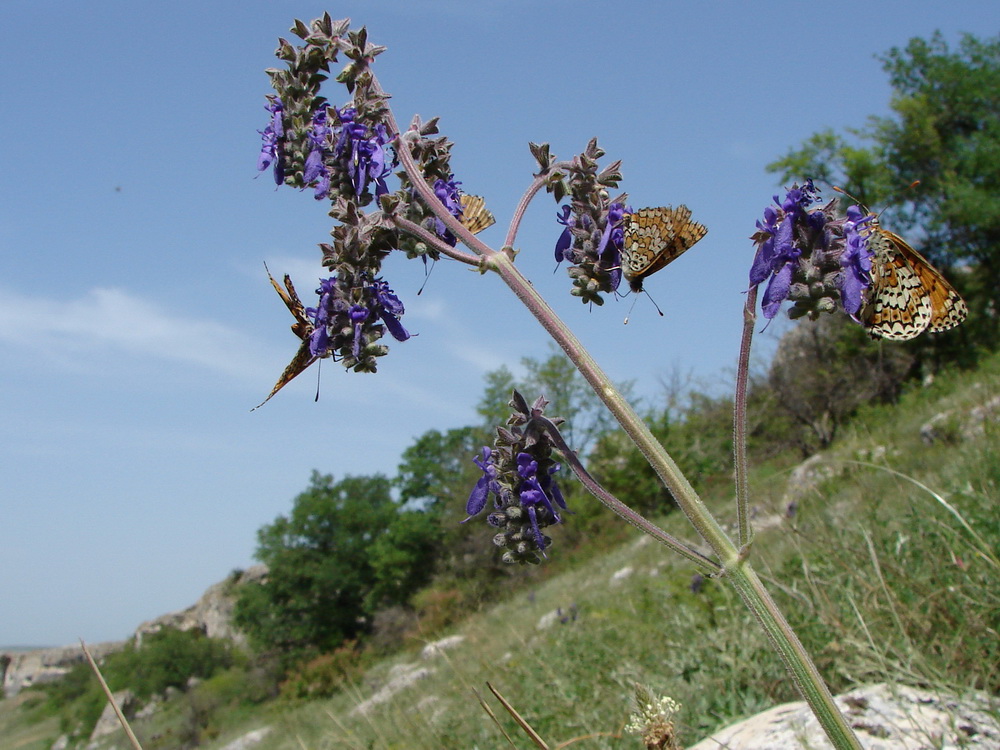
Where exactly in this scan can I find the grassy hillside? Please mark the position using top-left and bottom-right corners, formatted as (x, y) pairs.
(9, 352), (998, 749)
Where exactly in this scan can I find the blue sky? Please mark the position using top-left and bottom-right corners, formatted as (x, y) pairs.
(2, 1), (996, 647)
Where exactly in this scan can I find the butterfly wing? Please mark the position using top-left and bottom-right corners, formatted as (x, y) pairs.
(862, 225), (966, 341)
(459, 194), (496, 235)
(254, 339), (317, 410)
(622, 206), (707, 293)
(253, 266), (319, 410)
(883, 230), (968, 334)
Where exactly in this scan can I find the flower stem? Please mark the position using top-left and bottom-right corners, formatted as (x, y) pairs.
(384, 74), (858, 747)
(534, 414), (720, 575)
(726, 563), (862, 749)
(733, 286), (758, 549)
(485, 250), (862, 750)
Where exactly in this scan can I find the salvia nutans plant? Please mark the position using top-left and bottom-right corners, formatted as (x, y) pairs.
(253, 15), (967, 750)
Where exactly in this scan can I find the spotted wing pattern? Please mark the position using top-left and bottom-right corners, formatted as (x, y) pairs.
(621, 206), (707, 293)
(459, 194), (496, 234)
(253, 265), (318, 410)
(862, 222), (967, 341)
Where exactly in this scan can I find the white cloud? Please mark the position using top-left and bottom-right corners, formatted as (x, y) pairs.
(0, 285), (269, 381)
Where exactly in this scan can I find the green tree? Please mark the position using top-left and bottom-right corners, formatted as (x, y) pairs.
(760, 315), (913, 455)
(396, 425), (486, 513)
(769, 32), (1000, 353)
(366, 508), (438, 610)
(115, 628), (235, 700)
(234, 472), (401, 657)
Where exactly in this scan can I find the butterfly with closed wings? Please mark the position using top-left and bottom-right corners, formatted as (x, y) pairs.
(252, 266), (319, 410)
(860, 217), (967, 341)
(254, 194), (496, 408)
(458, 193), (496, 234)
(621, 205), (707, 293)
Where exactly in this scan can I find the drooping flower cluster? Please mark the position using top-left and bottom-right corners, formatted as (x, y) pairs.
(749, 181), (873, 322)
(540, 139), (626, 305)
(258, 100), (395, 204)
(304, 274), (410, 372)
(254, 16), (487, 377)
(464, 392), (568, 564)
(257, 97), (285, 185)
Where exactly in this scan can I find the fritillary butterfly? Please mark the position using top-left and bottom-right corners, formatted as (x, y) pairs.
(253, 265), (317, 410)
(459, 193), (495, 234)
(621, 206), (707, 293)
(861, 218), (967, 341)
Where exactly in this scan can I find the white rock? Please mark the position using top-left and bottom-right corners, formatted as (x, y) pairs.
(687, 683), (999, 749)
(217, 726), (272, 750)
(88, 689), (136, 741)
(352, 664), (434, 715)
(420, 635), (465, 659)
(611, 566), (634, 582)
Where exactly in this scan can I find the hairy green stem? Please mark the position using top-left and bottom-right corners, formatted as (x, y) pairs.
(733, 286), (758, 549)
(486, 251), (862, 750)
(534, 414), (721, 575)
(388, 124), (860, 749)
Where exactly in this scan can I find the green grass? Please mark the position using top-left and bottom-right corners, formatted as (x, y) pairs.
(192, 354), (997, 749)
(0, 692), (63, 750)
(14, 352), (1000, 750)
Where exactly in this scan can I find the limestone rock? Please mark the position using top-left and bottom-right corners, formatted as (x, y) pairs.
(218, 726), (272, 750)
(1, 642), (119, 697)
(2, 565), (267, 697)
(687, 683), (999, 749)
(88, 689), (136, 741)
(352, 663), (434, 715)
(420, 635), (464, 659)
(135, 565), (267, 645)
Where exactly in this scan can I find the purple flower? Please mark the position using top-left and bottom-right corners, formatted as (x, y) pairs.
(461, 391), (569, 563)
(349, 304), (369, 358)
(554, 205), (575, 263)
(432, 177), (465, 246)
(750, 184), (818, 319)
(515, 452), (563, 552)
(465, 447), (497, 518)
(370, 279), (410, 342)
(749, 181), (868, 322)
(334, 108), (393, 197)
(257, 98), (285, 185)
(305, 278), (340, 357)
(838, 205), (874, 318)
(602, 202), (627, 291)
(304, 107), (332, 199)
(554, 201), (627, 296)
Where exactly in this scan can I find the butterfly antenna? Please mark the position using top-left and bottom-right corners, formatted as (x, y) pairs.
(624, 288), (666, 325)
(314, 359), (322, 402)
(417, 257), (437, 296)
(645, 289), (665, 317)
(623, 293), (639, 325)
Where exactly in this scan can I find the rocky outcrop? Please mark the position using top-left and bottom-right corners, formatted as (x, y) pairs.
(0, 642), (120, 697)
(920, 394), (1000, 445)
(1, 565), (267, 698)
(88, 689), (137, 741)
(135, 565), (267, 646)
(688, 683), (999, 749)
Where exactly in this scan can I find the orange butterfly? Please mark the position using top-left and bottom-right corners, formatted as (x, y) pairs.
(252, 265), (319, 410)
(860, 218), (967, 341)
(621, 206), (707, 293)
